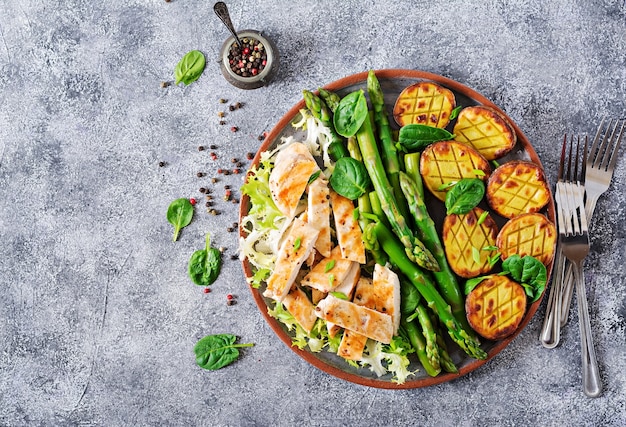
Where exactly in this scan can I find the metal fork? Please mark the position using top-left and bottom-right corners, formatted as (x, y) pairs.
(557, 172), (602, 397)
(540, 135), (581, 348)
(560, 118), (625, 326)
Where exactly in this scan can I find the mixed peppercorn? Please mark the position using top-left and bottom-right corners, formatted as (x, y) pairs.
(227, 38), (268, 78)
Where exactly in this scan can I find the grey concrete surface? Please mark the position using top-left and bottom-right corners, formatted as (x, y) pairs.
(1, 0), (625, 425)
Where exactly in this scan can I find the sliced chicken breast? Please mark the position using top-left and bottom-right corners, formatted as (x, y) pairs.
(307, 175), (332, 258)
(263, 218), (320, 302)
(269, 142), (320, 219)
(315, 294), (393, 344)
(282, 286), (318, 334)
(329, 191), (366, 264)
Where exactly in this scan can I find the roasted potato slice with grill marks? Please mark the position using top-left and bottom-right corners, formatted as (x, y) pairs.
(420, 140), (491, 201)
(496, 212), (557, 265)
(443, 207), (499, 278)
(466, 274), (527, 341)
(453, 106), (517, 160)
(487, 160), (551, 219)
(393, 82), (456, 128)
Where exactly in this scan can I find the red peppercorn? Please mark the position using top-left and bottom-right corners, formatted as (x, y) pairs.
(233, 168), (240, 174)
(251, 68), (258, 76)
(189, 198), (197, 205)
(230, 126), (238, 132)
(217, 168), (223, 174)
(203, 288), (211, 294)
(262, 59), (267, 66)
(226, 294), (234, 300)
(243, 47), (250, 55)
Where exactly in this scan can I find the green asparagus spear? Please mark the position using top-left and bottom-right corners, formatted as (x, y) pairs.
(368, 220), (487, 360)
(367, 70), (410, 221)
(302, 89), (350, 160)
(318, 87), (341, 113)
(404, 152), (425, 201)
(415, 303), (441, 372)
(399, 171), (473, 334)
(355, 110), (439, 271)
(400, 318), (441, 377)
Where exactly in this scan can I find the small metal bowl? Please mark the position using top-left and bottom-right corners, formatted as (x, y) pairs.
(219, 30), (279, 90)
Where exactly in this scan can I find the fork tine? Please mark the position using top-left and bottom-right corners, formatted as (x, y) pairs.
(606, 119), (625, 172)
(587, 117), (607, 168)
(581, 135), (588, 185)
(558, 134), (567, 181)
(567, 135), (574, 181)
(574, 135), (580, 182)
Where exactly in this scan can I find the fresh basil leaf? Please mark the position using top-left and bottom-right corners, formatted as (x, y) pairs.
(449, 105), (463, 121)
(333, 90), (369, 137)
(501, 255), (547, 302)
(188, 233), (222, 286)
(445, 178), (485, 215)
(464, 275), (491, 295)
(167, 198), (194, 242)
(400, 280), (421, 314)
(329, 157), (371, 200)
(175, 50), (206, 85)
(397, 124), (454, 151)
(194, 334), (254, 371)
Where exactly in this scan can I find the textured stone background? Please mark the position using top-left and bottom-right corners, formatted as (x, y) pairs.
(1, 0), (625, 425)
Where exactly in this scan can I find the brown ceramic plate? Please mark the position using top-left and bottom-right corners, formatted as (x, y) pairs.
(239, 69), (555, 389)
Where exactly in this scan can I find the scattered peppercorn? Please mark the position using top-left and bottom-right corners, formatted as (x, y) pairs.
(197, 172), (205, 178)
(158, 161), (166, 167)
(232, 199), (239, 204)
(205, 201), (211, 207)
(217, 168), (223, 174)
(210, 209), (218, 215)
(211, 178), (218, 183)
(219, 98), (227, 104)
(236, 161), (243, 168)
(219, 120), (226, 126)
(160, 81), (170, 88)
(218, 111), (225, 118)
(231, 158), (238, 163)
(224, 185), (231, 190)
(233, 168), (241, 174)
(226, 227), (234, 232)
(203, 288), (211, 294)
(199, 187), (206, 193)
(223, 170), (231, 175)
(230, 254), (238, 260)
(189, 198), (197, 205)
(229, 105), (235, 111)
(227, 294), (234, 300)
(226, 299), (236, 306)
(234, 102), (243, 109)
(198, 145), (204, 151)
(210, 152), (217, 160)
(230, 126), (238, 132)
(210, 145), (217, 149)
(206, 195), (213, 200)
(219, 247), (226, 253)
(257, 134), (264, 141)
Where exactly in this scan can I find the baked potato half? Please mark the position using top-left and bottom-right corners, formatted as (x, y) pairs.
(443, 207), (499, 278)
(496, 212), (557, 265)
(487, 161), (551, 219)
(393, 82), (456, 128)
(466, 274), (527, 341)
(420, 140), (491, 202)
(453, 106), (517, 160)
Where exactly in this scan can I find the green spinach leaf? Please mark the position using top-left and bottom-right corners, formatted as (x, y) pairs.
(397, 124), (455, 151)
(188, 233), (222, 286)
(464, 275), (491, 295)
(167, 198), (194, 242)
(329, 157), (371, 200)
(175, 50), (206, 85)
(194, 334), (254, 371)
(445, 178), (485, 215)
(501, 254), (547, 302)
(400, 280), (421, 315)
(333, 90), (369, 137)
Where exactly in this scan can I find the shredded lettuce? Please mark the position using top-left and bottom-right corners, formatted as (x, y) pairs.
(358, 337), (416, 384)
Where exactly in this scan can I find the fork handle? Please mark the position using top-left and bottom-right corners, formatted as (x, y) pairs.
(560, 194), (601, 327)
(572, 262), (602, 397)
(540, 245), (565, 348)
